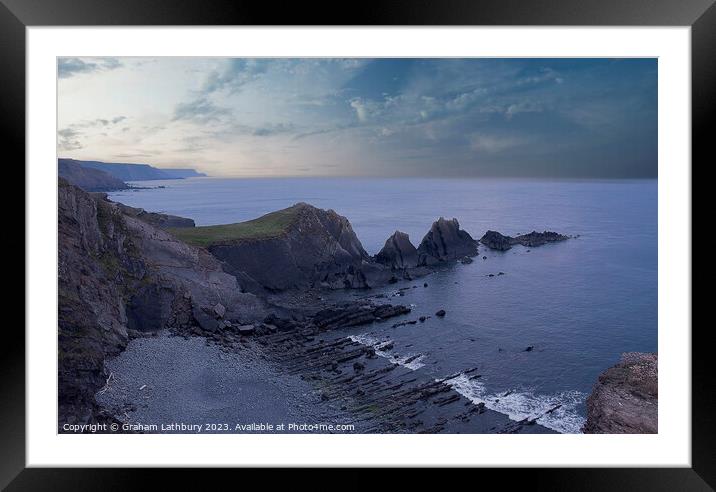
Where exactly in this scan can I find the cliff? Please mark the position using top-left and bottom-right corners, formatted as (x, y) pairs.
(62, 158), (205, 181)
(582, 352), (658, 434)
(58, 178), (265, 428)
(171, 203), (371, 291)
(58, 159), (128, 192)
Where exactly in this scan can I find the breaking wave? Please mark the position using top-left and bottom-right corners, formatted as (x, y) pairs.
(445, 373), (587, 434)
(348, 334), (426, 370)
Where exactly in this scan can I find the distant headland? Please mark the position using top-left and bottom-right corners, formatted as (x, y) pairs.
(58, 158), (207, 192)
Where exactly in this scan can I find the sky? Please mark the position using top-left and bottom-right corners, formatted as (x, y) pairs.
(57, 57), (657, 178)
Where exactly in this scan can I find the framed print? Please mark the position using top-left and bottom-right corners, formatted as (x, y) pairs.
(5, 0), (711, 487)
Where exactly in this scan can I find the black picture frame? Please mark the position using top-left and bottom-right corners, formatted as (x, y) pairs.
(4, 0), (710, 487)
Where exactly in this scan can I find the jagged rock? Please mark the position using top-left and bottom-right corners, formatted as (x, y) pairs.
(213, 303), (226, 318)
(481, 229), (569, 250)
(375, 231), (418, 269)
(583, 352), (658, 434)
(417, 217), (478, 265)
(513, 231), (569, 247)
(480, 230), (514, 251)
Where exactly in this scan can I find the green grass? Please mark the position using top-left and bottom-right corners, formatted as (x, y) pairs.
(168, 205), (303, 247)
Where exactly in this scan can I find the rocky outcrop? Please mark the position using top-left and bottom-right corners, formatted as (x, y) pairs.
(113, 200), (195, 228)
(375, 231), (419, 269)
(59, 159), (128, 192)
(480, 230), (570, 250)
(312, 303), (411, 331)
(514, 230), (569, 247)
(194, 203), (372, 292)
(583, 352), (657, 434)
(416, 217), (478, 266)
(480, 230), (514, 251)
(58, 178), (265, 429)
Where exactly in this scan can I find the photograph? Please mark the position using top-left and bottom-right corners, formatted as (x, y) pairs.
(56, 56), (658, 435)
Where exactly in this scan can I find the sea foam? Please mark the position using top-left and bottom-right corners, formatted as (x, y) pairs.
(348, 334), (426, 370)
(446, 373), (587, 434)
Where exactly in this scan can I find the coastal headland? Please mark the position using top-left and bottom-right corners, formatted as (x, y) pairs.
(58, 176), (653, 434)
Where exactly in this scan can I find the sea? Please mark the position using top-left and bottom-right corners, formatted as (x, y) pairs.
(109, 177), (658, 434)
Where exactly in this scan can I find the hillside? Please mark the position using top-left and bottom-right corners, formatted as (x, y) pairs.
(58, 159), (128, 192)
(61, 158), (205, 181)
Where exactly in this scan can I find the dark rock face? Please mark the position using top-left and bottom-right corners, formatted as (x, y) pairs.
(59, 159), (129, 192)
(58, 178), (264, 429)
(416, 217), (478, 266)
(113, 201), (195, 228)
(375, 231), (419, 269)
(480, 229), (570, 250)
(480, 230), (514, 251)
(208, 203), (371, 291)
(583, 352), (658, 434)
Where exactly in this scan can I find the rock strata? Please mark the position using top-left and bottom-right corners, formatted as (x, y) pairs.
(583, 352), (657, 434)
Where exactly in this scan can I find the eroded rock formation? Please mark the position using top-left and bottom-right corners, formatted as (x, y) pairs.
(582, 352), (657, 434)
(375, 231), (419, 269)
(417, 217), (478, 265)
(480, 230), (570, 251)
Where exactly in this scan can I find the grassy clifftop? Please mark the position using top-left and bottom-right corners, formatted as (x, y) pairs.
(168, 204), (304, 247)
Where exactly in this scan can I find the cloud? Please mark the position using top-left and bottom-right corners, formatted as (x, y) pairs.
(57, 128), (82, 151)
(173, 97), (231, 123)
(202, 59), (269, 94)
(57, 115), (129, 151)
(58, 57), (122, 79)
(505, 101), (544, 119)
(251, 123), (295, 137)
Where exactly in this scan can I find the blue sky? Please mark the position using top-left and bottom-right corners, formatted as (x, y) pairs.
(58, 57), (657, 178)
